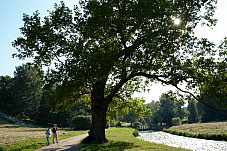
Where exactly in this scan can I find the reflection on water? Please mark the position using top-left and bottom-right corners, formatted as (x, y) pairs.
(138, 130), (227, 151)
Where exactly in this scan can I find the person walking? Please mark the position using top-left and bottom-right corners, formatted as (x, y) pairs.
(52, 124), (59, 143)
(45, 126), (51, 146)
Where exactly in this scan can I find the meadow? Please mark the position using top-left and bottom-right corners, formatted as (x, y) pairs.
(163, 122), (227, 141)
(1, 116), (226, 151)
(0, 118), (87, 151)
(79, 127), (190, 151)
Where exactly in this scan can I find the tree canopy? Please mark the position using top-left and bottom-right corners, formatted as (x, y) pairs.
(12, 0), (226, 142)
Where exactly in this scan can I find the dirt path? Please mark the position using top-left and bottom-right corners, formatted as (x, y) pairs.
(35, 133), (88, 151)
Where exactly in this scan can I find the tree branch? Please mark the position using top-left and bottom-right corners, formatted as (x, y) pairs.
(131, 72), (223, 111)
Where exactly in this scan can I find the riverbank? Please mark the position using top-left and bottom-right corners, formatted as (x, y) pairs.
(79, 127), (190, 151)
(163, 122), (227, 141)
(138, 130), (227, 151)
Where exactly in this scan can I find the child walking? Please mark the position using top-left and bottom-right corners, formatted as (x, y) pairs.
(45, 126), (51, 146)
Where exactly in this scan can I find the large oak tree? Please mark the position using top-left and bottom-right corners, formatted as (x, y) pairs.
(13, 0), (222, 142)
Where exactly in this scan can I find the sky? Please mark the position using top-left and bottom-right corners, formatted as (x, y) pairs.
(0, 0), (226, 103)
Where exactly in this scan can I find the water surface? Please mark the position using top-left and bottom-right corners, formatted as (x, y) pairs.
(138, 130), (227, 151)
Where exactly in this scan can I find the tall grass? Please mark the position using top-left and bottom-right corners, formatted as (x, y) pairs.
(79, 127), (190, 151)
(163, 122), (227, 141)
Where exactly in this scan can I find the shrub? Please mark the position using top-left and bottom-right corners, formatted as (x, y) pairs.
(71, 115), (91, 130)
(116, 121), (122, 127)
(132, 129), (139, 137)
(108, 120), (117, 127)
(171, 117), (181, 126)
(133, 122), (141, 129)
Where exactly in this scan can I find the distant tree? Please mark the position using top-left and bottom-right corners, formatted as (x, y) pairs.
(108, 97), (150, 126)
(145, 101), (160, 126)
(35, 92), (52, 125)
(12, 63), (43, 118)
(181, 107), (190, 121)
(0, 76), (13, 112)
(174, 99), (185, 120)
(121, 112), (134, 127)
(215, 109), (227, 121)
(197, 99), (216, 123)
(13, 0), (218, 142)
(68, 101), (90, 117)
(158, 97), (175, 126)
(187, 100), (199, 123)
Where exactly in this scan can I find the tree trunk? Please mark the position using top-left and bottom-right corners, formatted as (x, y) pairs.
(85, 81), (108, 143)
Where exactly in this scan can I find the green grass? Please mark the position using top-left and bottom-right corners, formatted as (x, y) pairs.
(79, 127), (191, 151)
(0, 130), (88, 151)
(163, 122), (227, 141)
(0, 117), (88, 151)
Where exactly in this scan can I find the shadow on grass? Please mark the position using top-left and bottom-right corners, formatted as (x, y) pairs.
(81, 141), (138, 151)
(1, 125), (21, 128)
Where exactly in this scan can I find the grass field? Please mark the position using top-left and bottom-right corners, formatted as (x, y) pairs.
(163, 122), (227, 141)
(79, 127), (190, 151)
(0, 117), (190, 151)
(1, 117), (226, 151)
(0, 117), (46, 146)
(0, 118), (87, 151)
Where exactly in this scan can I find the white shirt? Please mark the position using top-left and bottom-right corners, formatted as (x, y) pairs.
(45, 129), (51, 137)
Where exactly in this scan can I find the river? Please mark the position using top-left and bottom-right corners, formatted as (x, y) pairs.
(138, 130), (227, 151)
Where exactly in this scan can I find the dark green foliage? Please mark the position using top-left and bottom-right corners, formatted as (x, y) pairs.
(35, 95), (52, 125)
(145, 94), (189, 127)
(174, 100), (187, 120)
(116, 121), (122, 127)
(0, 64), (43, 121)
(190, 99), (227, 123)
(121, 113), (135, 127)
(145, 101), (161, 126)
(197, 100), (216, 123)
(171, 117), (181, 126)
(12, 0), (219, 142)
(132, 122), (140, 129)
(0, 76), (13, 112)
(71, 115), (91, 130)
(188, 100), (199, 123)
(12, 63), (43, 118)
(154, 96), (175, 126)
(110, 98), (150, 129)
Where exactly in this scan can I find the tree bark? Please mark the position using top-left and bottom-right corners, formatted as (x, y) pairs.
(85, 81), (108, 143)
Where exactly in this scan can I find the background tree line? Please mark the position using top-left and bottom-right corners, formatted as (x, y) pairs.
(0, 63), (91, 127)
(142, 95), (227, 128)
(1, 63), (226, 129)
(0, 63), (149, 128)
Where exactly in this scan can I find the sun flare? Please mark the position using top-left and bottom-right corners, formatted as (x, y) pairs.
(173, 18), (181, 25)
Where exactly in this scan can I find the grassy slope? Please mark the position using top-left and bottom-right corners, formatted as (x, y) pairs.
(163, 122), (227, 141)
(79, 127), (190, 151)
